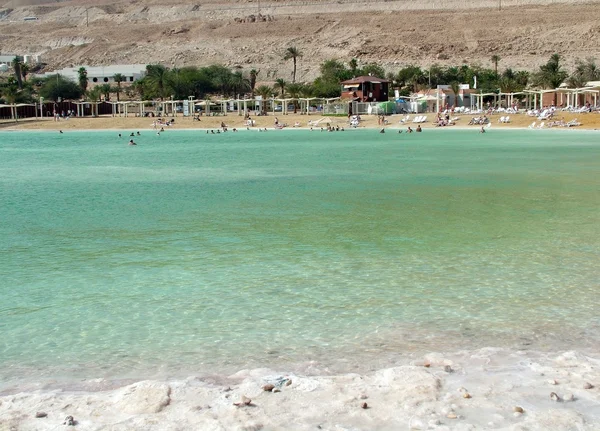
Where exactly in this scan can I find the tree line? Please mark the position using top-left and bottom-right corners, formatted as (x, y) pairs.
(1, 49), (599, 108)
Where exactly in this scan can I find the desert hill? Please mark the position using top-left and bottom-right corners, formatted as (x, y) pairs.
(1, 0), (599, 81)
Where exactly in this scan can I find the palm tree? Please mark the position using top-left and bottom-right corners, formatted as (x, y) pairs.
(499, 76), (520, 94)
(283, 46), (302, 83)
(569, 57), (600, 88)
(255, 85), (273, 114)
(249, 69), (259, 96)
(275, 78), (286, 97)
(450, 81), (460, 107)
(570, 57), (600, 105)
(286, 82), (303, 113)
(229, 71), (250, 97)
(98, 83), (111, 101)
(211, 68), (233, 96)
(1, 79), (20, 120)
(349, 58), (359, 76)
(20, 63), (30, 82)
(566, 73), (587, 89)
(11, 56), (23, 89)
(407, 69), (427, 93)
(131, 79), (146, 99)
(514, 70), (530, 87)
(491, 55), (501, 75)
(87, 86), (102, 117)
(78, 67), (88, 93)
(145, 64), (169, 100)
(533, 53), (568, 106)
(580, 58), (600, 80)
(112, 73), (125, 101)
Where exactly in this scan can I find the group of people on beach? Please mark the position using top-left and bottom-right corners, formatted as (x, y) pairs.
(152, 118), (175, 129)
(52, 109), (75, 121)
(435, 113), (456, 127)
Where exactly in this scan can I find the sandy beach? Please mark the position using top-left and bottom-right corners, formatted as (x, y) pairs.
(2, 111), (600, 132)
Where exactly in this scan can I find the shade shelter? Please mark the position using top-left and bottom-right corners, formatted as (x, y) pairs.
(471, 92), (499, 111)
(73, 100), (104, 117)
(0, 103), (37, 120)
(274, 98), (295, 115)
(195, 100), (216, 116)
(299, 97), (319, 115)
(556, 87), (599, 108)
(523, 89), (559, 110)
(497, 92), (524, 109)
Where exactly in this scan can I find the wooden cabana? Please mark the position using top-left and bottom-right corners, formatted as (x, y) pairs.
(340, 76), (390, 102)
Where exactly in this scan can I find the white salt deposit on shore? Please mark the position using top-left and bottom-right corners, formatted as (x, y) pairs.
(1, 348), (599, 430)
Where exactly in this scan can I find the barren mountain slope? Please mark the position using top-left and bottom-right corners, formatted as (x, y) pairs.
(1, 0), (599, 81)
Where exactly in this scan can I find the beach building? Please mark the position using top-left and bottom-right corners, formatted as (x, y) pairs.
(0, 54), (17, 66)
(340, 76), (390, 102)
(35, 64), (147, 85)
(0, 53), (41, 66)
(412, 86), (476, 112)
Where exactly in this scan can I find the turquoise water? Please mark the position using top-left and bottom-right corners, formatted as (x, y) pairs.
(1, 129), (599, 385)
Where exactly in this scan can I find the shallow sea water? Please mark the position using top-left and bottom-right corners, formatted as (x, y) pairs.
(1, 129), (599, 388)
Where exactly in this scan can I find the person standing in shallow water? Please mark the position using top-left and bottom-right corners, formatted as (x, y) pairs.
(416, 125), (422, 132)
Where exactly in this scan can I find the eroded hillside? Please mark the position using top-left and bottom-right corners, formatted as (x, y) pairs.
(1, 0), (599, 81)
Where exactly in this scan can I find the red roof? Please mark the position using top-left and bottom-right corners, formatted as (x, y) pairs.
(340, 76), (390, 84)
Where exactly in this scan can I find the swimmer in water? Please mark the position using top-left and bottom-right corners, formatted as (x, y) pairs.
(416, 125), (422, 132)
(59, 130), (63, 134)
(137, 131), (141, 136)
(480, 126), (486, 133)
(128, 139), (136, 145)
(118, 133), (122, 138)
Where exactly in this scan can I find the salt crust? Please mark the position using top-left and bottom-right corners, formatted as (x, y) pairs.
(1, 348), (599, 430)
